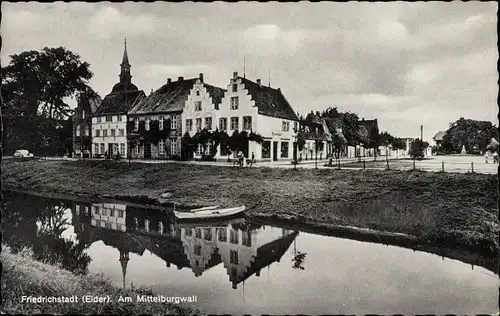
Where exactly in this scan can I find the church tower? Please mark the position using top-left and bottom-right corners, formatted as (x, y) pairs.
(119, 249), (130, 290)
(119, 38), (132, 85)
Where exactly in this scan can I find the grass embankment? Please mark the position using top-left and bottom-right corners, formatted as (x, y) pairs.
(2, 159), (498, 256)
(1, 246), (196, 315)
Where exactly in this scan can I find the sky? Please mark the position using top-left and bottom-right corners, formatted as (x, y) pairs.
(2, 2), (498, 141)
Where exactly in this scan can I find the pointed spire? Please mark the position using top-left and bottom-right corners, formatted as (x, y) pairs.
(119, 250), (130, 290)
(243, 56), (246, 79)
(122, 38), (130, 66)
(268, 67), (271, 87)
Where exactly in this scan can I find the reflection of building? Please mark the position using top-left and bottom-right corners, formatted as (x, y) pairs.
(180, 224), (298, 289)
(70, 202), (298, 289)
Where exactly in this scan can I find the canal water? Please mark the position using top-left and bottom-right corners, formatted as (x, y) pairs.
(2, 192), (498, 315)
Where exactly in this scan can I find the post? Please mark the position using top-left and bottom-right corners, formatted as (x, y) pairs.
(441, 161), (444, 172)
(363, 160), (366, 170)
(315, 141), (318, 169)
(471, 161), (474, 173)
(413, 159), (416, 171)
(337, 158), (340, 170)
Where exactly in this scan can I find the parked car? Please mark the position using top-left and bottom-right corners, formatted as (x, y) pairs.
(13, 149), (34, 158)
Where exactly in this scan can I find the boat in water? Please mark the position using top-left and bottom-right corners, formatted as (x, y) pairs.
(174, 205), (246, 220)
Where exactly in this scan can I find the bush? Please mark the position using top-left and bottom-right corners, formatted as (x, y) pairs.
(409, 139), (429, 160)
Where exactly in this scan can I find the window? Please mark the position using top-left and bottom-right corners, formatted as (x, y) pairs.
(186, 119), (193, 132)
(194, 101), (202, 111)
(205, 117), (212, 130)
(145, 117), (150, 131)
(171, 115), (177, 129)
(232, 84), (238, 92)
(119, 129), (124, 136)
(196, 90), (200, 96)
(185, 229), (193, 237)
(134, 118), (139, 131)
(195, 228), (202, 239)
(230, 229), (239, 244)
(230, 250), (239, 264)
(294, 121), (298, 132)
(120, 143), (125, 156)
(158, 221), (164, 234)
(118, 210), (124, 218)
(159, 139), (165, 154)
(242, 231), (252, 247)
(282, 121), (290, 132)
(76, 125), (80, 137)
(218, 228), (227, 242)
(204, 228), (212, 241)
(94, 143), (99, 155)
(113, 143), (119, 155)
(106, 116), (112, 122)
(171, 139), (178, 155)
(196, 143), (203, 156)
(103, 130), (108, 137)
(100, 143), (105, 154)
(145, 219), (150, 233)
(230, 117), (239, 130)
(219, 118), (227, 130)
(262, 141), (271, 159)
(82, 110), (85, 119)
(243, 116), (252, 130)
(135, 143), (140, 154)
(281, 141), (289, 158)
(159, 116), (164, 130)
(118, 115), (123, 122)
(97, 117), (102, 123)
(109, 209), (115, 217)
(85, 126), (89, 136)
(196, 118), (202, 131)
(194, 245), (202, 256)
(111, 129), (116, 137)
(95, 130), (100, 137)
(230, 96), (239, 110)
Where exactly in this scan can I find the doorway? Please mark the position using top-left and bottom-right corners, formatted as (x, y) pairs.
(144, 142), (152, 159)
(273, 141), (279, 161)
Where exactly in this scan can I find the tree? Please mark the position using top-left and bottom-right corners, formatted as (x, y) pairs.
(181, 131), (195, 160)
(378, 131), (394, 169)
(2, 47), (98, 155)
(441, 117), (498, 154)
(409, 138), (429, 160)
(391, 137), (406, 158)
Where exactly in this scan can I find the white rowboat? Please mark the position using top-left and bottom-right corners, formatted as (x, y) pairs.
(190, 205), (219, 213)
(174, 205), (246, 220)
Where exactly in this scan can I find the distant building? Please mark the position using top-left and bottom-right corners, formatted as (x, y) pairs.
(72, 91), (101, 158)
(91, 40), (146, 158)
(357, 118), (379, 157)
(433, 131), (446, 148)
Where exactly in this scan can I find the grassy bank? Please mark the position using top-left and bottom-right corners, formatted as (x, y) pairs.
(1, 246), (196, 315)
(2, 159), (498, 256)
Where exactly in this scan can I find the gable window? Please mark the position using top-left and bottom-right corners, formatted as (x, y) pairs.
(159, 139), (165, 154)
(230, 229), (239, 244)
(145, 117), (150, 131)
(219, 118), (227, 130)
(171, 115), (177, 129)
(76, 125), (80, 137)
(106, 115), (112, 122)
(186, 119), (193, 132)
(196, 90), (200, 96)
(230, 117), (239, 130)
(134, 118), (139, 131)
(159, 116), (164, 130)
(243, 116), (252, 130)
(232, 84), (238, 92)
(196, 118), (202, 131)
(195, 101), (202, 111)
(205, 117), (212, 130)
(230, 97), (239, 110)
(282, 121), (290, 132)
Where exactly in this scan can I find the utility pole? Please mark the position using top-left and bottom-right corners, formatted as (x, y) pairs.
(420, 125), (423, 141)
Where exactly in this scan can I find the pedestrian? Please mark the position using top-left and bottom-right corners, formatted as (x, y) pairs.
(485, 151), (489, 163)
(493, 151), (499, 164)
(237, 150), (244, 167)
(251, 152), (255, 165)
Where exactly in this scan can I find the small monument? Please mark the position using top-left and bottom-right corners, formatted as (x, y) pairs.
(461, 145), (467, 155)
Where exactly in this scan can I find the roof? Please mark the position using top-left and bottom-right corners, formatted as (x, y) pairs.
(358, 119), (379, 132)
(204, 83), (226, 108)
(77, 93), (102, 114)
(239, 77), (299, 121)
(95, 90), (145, 115)
(433, 131), (446, 141)
(129, 78), (197, 114)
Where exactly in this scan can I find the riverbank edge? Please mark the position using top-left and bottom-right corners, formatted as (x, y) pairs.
(3, 187), (497, 274)
(0, 246), (197, 315)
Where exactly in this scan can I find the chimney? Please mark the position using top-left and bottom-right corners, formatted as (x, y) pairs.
(362, 118), (365, 121)
(178, 76), (184, 81)
(199, 73), (204, 83)
(277, 88), (281, 91)
(256, 79), (261, 87)
(167, 78), (171, 84)
(233, 71), (238, 79)
(150, 89), (153, 94)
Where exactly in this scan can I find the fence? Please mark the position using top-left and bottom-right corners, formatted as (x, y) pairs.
(324, 157), (498, 175)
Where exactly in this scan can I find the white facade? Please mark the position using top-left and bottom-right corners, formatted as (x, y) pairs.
(91, 114), (128, 158)
(90, 203), (127, 232)
(181, 73), (298, 161)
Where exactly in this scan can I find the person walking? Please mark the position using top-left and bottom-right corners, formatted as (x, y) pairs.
(485, 151), (489, 163)
(493, 151), (498, 164)
(237, 150), (244, 167)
